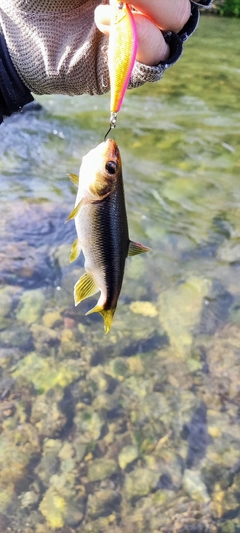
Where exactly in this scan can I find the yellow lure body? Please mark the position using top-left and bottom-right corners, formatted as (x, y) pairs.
(108, 1), (138, 127)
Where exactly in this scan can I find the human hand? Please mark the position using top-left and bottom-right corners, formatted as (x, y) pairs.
(95, 0), (191, 66)
(0, 0), (208, 123)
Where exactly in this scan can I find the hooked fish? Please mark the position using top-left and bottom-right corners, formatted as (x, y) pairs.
(67, 139), (150, 334)
(107, 1), (138, 131)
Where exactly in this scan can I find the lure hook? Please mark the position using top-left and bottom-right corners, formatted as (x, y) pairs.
(104, 112), (117, 141)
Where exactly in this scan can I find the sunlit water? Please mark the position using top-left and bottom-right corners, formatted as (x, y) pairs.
(0, 16), (240, 533)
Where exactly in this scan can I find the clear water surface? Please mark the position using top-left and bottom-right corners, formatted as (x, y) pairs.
(0, 15), (239, 533)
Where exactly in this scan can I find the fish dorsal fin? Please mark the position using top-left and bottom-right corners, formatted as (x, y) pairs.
(74, 272), (99, 306)
(86, 306), (115, 335)
(68, 173), (79, 187)
(66, 199), (83, 222)
(69, 238), (81, 263)
(128, 240), (151, 256)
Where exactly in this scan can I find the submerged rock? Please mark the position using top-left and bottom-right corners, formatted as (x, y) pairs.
(35, 439), (62, 488)
(158, 276), (210, 356)
(30, 388), (67, 438)
(42, 310), (63, 328)
(30, 324), (60, 355)
(88, 459), (118, 482)
(16, 289), (45, 325)
(118, 445), (139, 470)
(0, 201), (69, 288)
(183, 469), (210, 503)
(129, 301), (158, 318)
(12, 352), (81, 393)
(124, 467), (159, 501)
(39, 486), (67, 529)
(87, 489), (121, 519)
(0, 423), (40, 512)
(74, 409), (104, 443)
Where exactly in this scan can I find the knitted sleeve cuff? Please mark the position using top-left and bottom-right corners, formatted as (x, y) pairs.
(0, 31), (33, 124)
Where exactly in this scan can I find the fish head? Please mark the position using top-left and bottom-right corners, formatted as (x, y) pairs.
(80, 139), (122, 200)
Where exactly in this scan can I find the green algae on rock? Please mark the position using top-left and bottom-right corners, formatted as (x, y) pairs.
(12, 352), (82, 393)
(39, 486), (67, 529)
(16, 289), (46, 325)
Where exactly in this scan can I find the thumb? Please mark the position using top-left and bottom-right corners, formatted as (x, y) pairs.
(94, 5), (169, 66)
(94, 4), (111, 36)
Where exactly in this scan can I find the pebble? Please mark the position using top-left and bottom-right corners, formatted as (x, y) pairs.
(88, 459), (118, 482)
(183, 469), (210, 503)
(118, 445), (139, 470)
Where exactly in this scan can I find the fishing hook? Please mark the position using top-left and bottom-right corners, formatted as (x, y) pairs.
(104, 112), (117, 141)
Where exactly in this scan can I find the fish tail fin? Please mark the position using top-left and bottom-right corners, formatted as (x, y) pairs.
(86, 306), (115, 335)
(74, 272), (99, 306)
(128, 240), (151, 256)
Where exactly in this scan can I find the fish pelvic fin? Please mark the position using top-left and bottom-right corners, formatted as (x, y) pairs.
(66, 199), (83, 223)
(69, 238), (81, 263)
(68, 173), (79, 187)
(128, 240), (151, 256)
(74, 272), (99, 306)
(86, 306), (115, 335)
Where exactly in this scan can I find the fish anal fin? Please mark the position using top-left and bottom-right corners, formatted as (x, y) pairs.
(66, 199), (83, 223)
(74, 272), (99, 306)
(68, 173), (79, 187)
(86, 306), (115, 335)
(128, 240), (151, 256)
(69, 238), (81, 263)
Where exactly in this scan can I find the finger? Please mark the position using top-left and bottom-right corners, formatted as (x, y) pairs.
(94, 5), (169, 66)
(130, 0), (191, 33)
(134, 13), (169, 65)
(94, 4), (112, 35)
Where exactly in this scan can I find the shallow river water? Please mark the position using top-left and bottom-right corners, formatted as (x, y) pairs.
(0, 15), (240, 533)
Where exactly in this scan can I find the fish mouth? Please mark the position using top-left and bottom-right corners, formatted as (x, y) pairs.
(103, 138), (120, 161)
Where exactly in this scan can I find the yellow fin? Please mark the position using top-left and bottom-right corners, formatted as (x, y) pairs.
(69, 238), (81, 263)
(86, 306), (115, 335)
(74, 272), (99, 306)
(68, 173), (79, 187)
(66, 199), (83, 223)
(128, 240), (151, 256)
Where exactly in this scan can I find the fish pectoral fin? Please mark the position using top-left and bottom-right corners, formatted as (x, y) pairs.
(86, 306), (115, 335)
(66, 199), (83, 223)
(74, 273), (99, 306)
(69, 238), (81, 263)
(68, 173), (79, 187)
(128, 240), (151, 256)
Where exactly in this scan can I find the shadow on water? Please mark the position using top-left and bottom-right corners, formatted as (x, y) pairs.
(0, 15), (240, 533)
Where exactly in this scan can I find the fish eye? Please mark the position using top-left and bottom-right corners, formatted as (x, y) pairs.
(105, 161), (117, 175)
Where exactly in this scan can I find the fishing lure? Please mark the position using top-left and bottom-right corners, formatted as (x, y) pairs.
(105, 1), (138, 138)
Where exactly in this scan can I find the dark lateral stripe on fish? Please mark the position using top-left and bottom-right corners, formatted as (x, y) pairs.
(93, 188), (129, 309)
